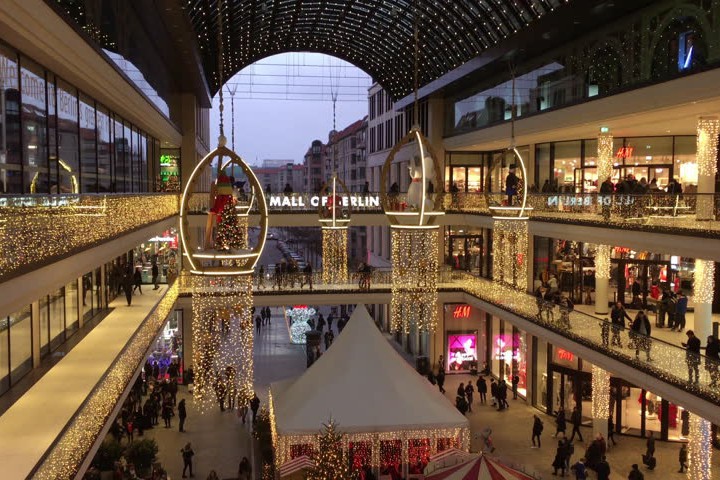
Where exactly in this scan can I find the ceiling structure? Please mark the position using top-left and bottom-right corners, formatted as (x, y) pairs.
(184, 0), (572, 99)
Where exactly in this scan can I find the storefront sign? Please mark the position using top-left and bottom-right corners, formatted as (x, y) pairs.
(546, 195), (635, 207)
(556, 348), (575, 362)
(452, 305), (471, 319)
(616, 146), (634, 159)
(268, 194), (380, 208)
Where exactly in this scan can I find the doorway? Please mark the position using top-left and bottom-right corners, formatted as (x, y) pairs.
(447, 234), (483, 275)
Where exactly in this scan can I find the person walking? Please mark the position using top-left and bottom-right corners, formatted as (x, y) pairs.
(645, 431), (655, 459)
(436, 369), (446, 394)
(630, 311), (653, 361)
(255, 314), (262, 335)
(555, 408), (567, 438)
(497, 379), (509, 410)
(490, 379), (498, 407)
(455, 393), (469, 415)
(133, 266), (143, 295)
(151, 261), (159, 290)
(569, 406), (584, 442)
(678, 443), (688, 473)
(237, 457), (252, 480)
(705, 335), (720, 387)
(122, 271), (133, 306)
(628, 463), (644, 480)
(162, 399), (174, 428)
(178, 398), (187, 432)
(511, 374), (520, 399)
(464, 383), (474, 412)
(610, 302), (632, 347)
(476, 376), (487, 404)
(181, 442), (194, 478)
(672, 291), (688, 331)
(571, 457), (587, 480)
(607, 415), (617, 446)
(532, 414), (544, 448)
(250, 392), (260, 423)
(596, 455), (610, 480)
(552, 440), (567, 476)
(682, 330), (702, 384)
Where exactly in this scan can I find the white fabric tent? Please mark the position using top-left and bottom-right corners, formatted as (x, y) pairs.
(271, 305), (469, 436)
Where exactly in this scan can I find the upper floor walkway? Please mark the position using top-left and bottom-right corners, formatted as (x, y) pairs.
(179, 270), (720, 425)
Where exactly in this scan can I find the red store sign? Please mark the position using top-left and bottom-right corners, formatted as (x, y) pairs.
(452, 305), (471, 319)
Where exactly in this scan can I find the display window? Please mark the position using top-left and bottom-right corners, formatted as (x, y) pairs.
(446, 332), (478, 373)
(134, 228), (179, 284)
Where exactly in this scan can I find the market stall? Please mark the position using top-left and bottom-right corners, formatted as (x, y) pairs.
(270, 305), (469, 476)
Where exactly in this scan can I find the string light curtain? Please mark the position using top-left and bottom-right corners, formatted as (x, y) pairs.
(191, 276), (254, 411)
(597, 130), (614, 183)
(322, 228), (348, 284)
(688, 414), (712, 480)
(696, 117), (719, 221)
(492, 220), (528, 290)
(591, 365), (610, 421)
(391, 228), (439, 333)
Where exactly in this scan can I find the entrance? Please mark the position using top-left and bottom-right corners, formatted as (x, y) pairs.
(447, 234), (483, 275)
(612, 258), (673, 308)
(548, 365), (592, 424)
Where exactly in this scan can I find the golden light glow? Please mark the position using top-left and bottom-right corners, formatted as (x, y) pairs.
(688, 414), (712, 480)
(694, 259), (715, 305)
(191, 275), (254, 412)
(33, 283), (180, 480)
(391, 228), (439, 333)
(492, 220), (528, 290)
(322, 228), (348, 284)
(0, 193), (178, 280)
(591, 365), (610, 420)
(595, 244), (611, 280)
(597, 131), (614, 182)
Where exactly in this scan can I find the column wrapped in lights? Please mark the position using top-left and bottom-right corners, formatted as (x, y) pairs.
(594, 244), (611, 315)
(597, 129), (614, 184)
(687, 414), (712, 480)
(591, 365), (610, 438)
(391, 228), (439, 333)
(321, 228), (348, 284)
(191, 276), (255, 411)
(696, 117), (719, 221)
(693, 259), (715, 339)
(492, 220), (528, 290)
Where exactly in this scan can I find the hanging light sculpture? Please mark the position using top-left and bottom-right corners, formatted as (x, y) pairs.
(178, 0), (267, 411)
(319, 174), (351, 284)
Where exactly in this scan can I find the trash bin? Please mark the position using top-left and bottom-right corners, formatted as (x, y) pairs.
(415, 356), (429, 375)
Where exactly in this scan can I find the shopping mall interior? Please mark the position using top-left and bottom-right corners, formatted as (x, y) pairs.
(1, 1), (720, 479)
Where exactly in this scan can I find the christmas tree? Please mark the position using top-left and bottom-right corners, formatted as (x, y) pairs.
(215, 201), (243, 250)
(307, 421), (357, 480)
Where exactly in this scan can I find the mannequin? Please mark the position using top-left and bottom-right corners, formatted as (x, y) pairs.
(204, 169), (235, 249)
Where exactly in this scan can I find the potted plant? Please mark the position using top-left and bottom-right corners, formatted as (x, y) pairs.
(92, 439), (124, 480)
(125, 438), (159, 477)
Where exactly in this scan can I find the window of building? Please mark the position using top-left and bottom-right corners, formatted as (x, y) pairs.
(20, 56), (48, 194)
(65, 279), (79, 336)
(0, 45), (21, 193)
(8, 305), (32, 388)
(97, 105), (112, 191)
(49, 288), (65, 351)
(79, 94), (97, 193)
(57, 79), (80, 192)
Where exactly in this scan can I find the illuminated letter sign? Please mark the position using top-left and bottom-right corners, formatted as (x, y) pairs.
(452, 305), (471, 319)
(615, 147), (634, 159)
(556, 348), (575, 362)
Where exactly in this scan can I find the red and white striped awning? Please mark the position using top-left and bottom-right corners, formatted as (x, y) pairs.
(425, 455), (535, 480)
(429, 447), (473, 463)
(279, 455), (315, 477)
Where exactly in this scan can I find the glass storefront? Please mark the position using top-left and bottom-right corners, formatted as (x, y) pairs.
(444, 227), (489, 278)
(0, 305), (32, 395)
(0, 40), (160, 194)
(133, 228), (179, 284)
(535, 136), (700, 194)
(442, 304), (486, 374)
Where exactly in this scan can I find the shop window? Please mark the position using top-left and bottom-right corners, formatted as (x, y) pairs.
(82, 272), (94, 322)
(97, 105), (112, 191)
(673, 136), (697, 187)
(553, 141), (581, 193)
(20, 57), (49, 194)
(39, 295), (50, 357)
(49, 287), (65, 351)
(57, 79), (80, 193)
(534, 338), (548, 410)
(0, 45), (22, 193)
(79, 94), (97, 192)
(65, 280), (79, 335)
(9, 305), (32, 382)
(535, 143), (551, 191)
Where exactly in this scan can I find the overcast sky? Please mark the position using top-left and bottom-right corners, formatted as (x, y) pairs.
(209, 53), (372, 166)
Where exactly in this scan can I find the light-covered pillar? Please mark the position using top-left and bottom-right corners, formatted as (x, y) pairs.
(591, 365), (610, 439)
(687, 414), (713, 480)
(693, 259), (715, 340)
(696, 117), (718, 221)
(595, 244), (611, 315)
(597, 129), (614, 186)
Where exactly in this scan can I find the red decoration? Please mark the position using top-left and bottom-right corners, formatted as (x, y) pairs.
(452, 305), (471, 319)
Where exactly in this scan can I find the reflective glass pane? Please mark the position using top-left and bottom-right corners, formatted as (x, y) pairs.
(57, 79), (79, 193)
(97, 105), (112, 191)
(65, 279), (79, 336)
(9, 305), (33, 381)
(0, 318), (9, 394)
(20, 57), (48, 193)
(79, 95), (97, 192)
(39, 295), (49, 357)
(0, 45), (22, 193)
(49, 287), (65, 350)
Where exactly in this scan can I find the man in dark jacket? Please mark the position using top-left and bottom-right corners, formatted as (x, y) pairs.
(631, 311), (652, 361)
(673, 292), (688, 332)
(610, 302), (631, 347)
(476, 376), (487, 404)
(569, 406), (584, 442)
(595, 456), (610, 480)
(152, 262), (159, 290)
(683, 330), (702, 384)
(599, 177), (614, 221)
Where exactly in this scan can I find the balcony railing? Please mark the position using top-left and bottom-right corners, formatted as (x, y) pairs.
(178, 269), (720, 405)
(0, 193), (179, 282)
